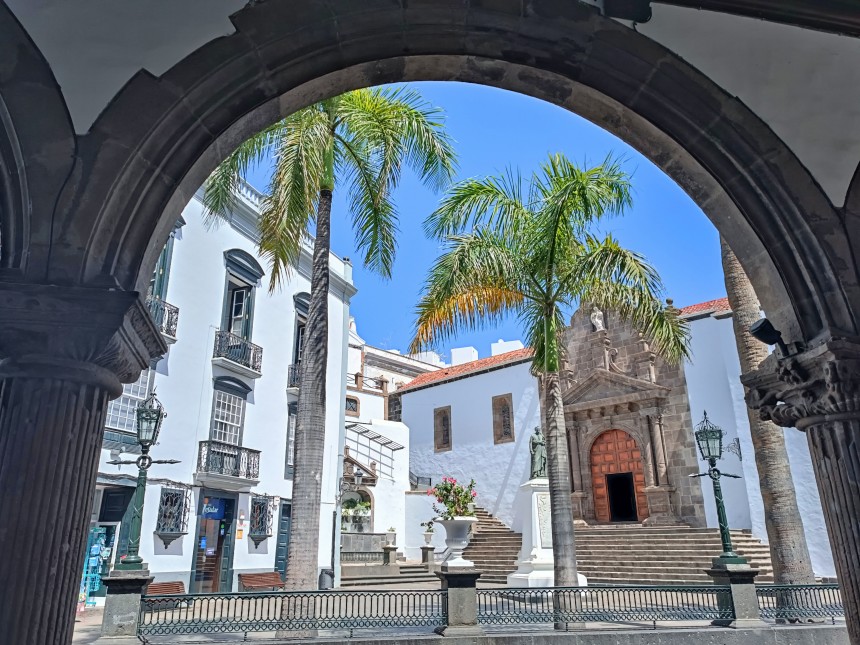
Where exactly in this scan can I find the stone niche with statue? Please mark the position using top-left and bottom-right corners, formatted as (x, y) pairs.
(560, 305), (706, 527)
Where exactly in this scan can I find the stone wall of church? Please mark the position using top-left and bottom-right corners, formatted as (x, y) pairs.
(562, 306), (706, 527)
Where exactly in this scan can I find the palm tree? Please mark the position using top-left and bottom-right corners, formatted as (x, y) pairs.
(720, 237), (815, 586)
(411, 153), (689, 588)
(203, 88), (456, 590)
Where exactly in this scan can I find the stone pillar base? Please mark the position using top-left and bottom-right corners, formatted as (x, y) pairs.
(643, 486), (681, 525)
(436, 568), (482, 636)
(100, 569), (154, 638)
(706, 560), (765, 628)
(421, 544), (438, 571)
(571, 491), (589, 526)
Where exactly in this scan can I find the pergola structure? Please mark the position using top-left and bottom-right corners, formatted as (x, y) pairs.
(1, 1), (859, 643)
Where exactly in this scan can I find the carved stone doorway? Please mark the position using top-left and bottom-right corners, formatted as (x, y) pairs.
(590, 429), (649, 523)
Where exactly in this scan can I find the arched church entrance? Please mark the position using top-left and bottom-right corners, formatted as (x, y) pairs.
(590, 430), (649, 523)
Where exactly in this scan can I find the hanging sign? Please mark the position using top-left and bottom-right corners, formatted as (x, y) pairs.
(201, 498), (225, 520)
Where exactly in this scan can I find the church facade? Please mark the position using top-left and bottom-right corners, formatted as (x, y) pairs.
(561, 305), (706, 527)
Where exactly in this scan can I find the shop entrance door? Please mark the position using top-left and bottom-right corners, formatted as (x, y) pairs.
(190, 495), (236, 593)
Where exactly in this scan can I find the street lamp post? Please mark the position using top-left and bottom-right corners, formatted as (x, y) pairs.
(108, 392), (178, 570)
(690, 412), (747, 566)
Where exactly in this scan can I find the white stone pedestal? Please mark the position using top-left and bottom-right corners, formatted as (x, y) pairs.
(507, 479), (587, 587)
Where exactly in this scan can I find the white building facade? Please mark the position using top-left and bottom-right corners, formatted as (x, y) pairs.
(83, 182), (355, 600)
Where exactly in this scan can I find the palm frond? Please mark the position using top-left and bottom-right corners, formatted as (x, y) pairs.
(258, 106), (331, 291)
(424, 169), (532, 240)
(202, 122), (285, 227)
(410, 231), (525, 352)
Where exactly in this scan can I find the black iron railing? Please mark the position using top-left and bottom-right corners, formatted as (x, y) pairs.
(146, 296), (179, 338)
(476, 585), (734, 626)
(196, 441), (261, 480)
(756, 584), (843, 622)
(287, 363), (301, 388)
(139, 589), (446, 637)
(409, 471), (432, 489)
(213, 330), (263, 373)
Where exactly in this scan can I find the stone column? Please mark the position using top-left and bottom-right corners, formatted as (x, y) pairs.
(0, 283), (164, 645)
(435, 568), (482, 636)
(744, 339), (860, 645)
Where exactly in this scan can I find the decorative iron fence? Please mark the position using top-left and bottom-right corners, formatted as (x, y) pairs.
(197, 440), (261, 480)
(146, 297), (179, 338)
(287, 363), (301, 388)
(138, 589), (446, 638)
(476, 585), (734, 626)
(756, 584), (843, 622)
(213, 330), (263, 373)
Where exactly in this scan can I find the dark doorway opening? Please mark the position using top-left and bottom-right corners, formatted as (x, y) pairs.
(607, 472), (638, 522)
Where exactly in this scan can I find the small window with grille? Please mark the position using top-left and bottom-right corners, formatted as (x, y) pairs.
(154, 487), (190, 548)
(249, 496), (274, 547)
(345, 396), (360, 417)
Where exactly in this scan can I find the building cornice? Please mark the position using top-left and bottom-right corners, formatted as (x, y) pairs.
(193, 181), (357, 302)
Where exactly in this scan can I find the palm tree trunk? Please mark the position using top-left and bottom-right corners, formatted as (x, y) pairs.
(720, 236), (815, 584)
(283, 188), (333, 591)
(543, 371), (579, 587)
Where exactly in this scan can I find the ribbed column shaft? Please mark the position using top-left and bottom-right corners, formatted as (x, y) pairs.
(0, 376), (109, 645)
(807, 419), (860, 645)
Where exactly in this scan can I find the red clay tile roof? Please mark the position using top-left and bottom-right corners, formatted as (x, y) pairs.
(678, 297), (731, 317)
(398, 348), (533, 391)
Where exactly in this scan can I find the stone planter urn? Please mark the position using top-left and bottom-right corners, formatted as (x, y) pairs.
(436, 516), (478, 568)
(423, 531), (434, 545)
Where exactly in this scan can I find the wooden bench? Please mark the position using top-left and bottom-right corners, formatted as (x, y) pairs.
(238, 572), (285, 591)
(146, 581), (186, 596)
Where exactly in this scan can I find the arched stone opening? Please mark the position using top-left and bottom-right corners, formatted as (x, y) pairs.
(590, 429), (649, 523)
(35, 0), (854, 344)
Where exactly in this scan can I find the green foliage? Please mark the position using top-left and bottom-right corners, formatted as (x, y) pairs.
(420, 519), (435, 533)
(202, 87), (457, 290)
(411, 152), (690, 368)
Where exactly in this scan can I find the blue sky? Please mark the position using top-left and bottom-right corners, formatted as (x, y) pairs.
(244, 82), (724, 360)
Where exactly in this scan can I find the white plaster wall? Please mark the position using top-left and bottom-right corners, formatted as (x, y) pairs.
(400, 361), (541, 529)
(404, 492), (447, 561)
(350, 391), (386, 423)
(95, 192), (352, 583)
(684, 314), (836, 578)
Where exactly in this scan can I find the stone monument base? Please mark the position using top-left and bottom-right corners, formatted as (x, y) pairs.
(508, 478), (588, 588)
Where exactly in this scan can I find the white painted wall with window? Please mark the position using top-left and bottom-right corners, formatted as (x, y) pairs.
(91, 185), (355, 590)
(400, 360), (542, 533)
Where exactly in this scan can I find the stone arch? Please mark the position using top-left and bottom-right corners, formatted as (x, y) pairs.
(33, 0), (853, 347)
(0, 4), (75, 276)
(589, 429), (649, 523)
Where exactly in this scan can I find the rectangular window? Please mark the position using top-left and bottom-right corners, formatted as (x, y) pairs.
(434, 406), (452, 453)
(229, 287), (250, 337)
(249, 496), (274, 540)
(294, 323), (306, 364)
(492, 393), (516, 445)
(211, 390), (244, 445)
(105, 369), (153, 433)
(286, 405), (297, 470)
(345, 396), (359, 417)
(155, 488), (190, 535)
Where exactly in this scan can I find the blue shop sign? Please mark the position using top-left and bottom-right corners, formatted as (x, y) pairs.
(200, 498), (225, 519)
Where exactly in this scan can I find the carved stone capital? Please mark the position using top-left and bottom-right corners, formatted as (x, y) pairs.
(742, 337), (860, 429)
(0, 282), (166, 394)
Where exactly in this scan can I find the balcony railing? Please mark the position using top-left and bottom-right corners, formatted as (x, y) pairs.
(146, 296), (179, 339)
(197, 440), (261, 481)
(287, 363), (301, 389)
(213, 330), (263, 374)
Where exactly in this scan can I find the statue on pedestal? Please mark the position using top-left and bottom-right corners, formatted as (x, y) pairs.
(529, 427), (547, 479)
(590, 305), (605, 332)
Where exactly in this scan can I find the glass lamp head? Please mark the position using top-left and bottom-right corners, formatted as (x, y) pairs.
(694, 411), (724, 461)
(354, 468), (364, 487)
(136, 392), (166, 448)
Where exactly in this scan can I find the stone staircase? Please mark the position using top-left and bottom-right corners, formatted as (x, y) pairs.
(575, 525), (775, 584)
(340, 563), (437, 587)
(462, 507), (523, 584)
